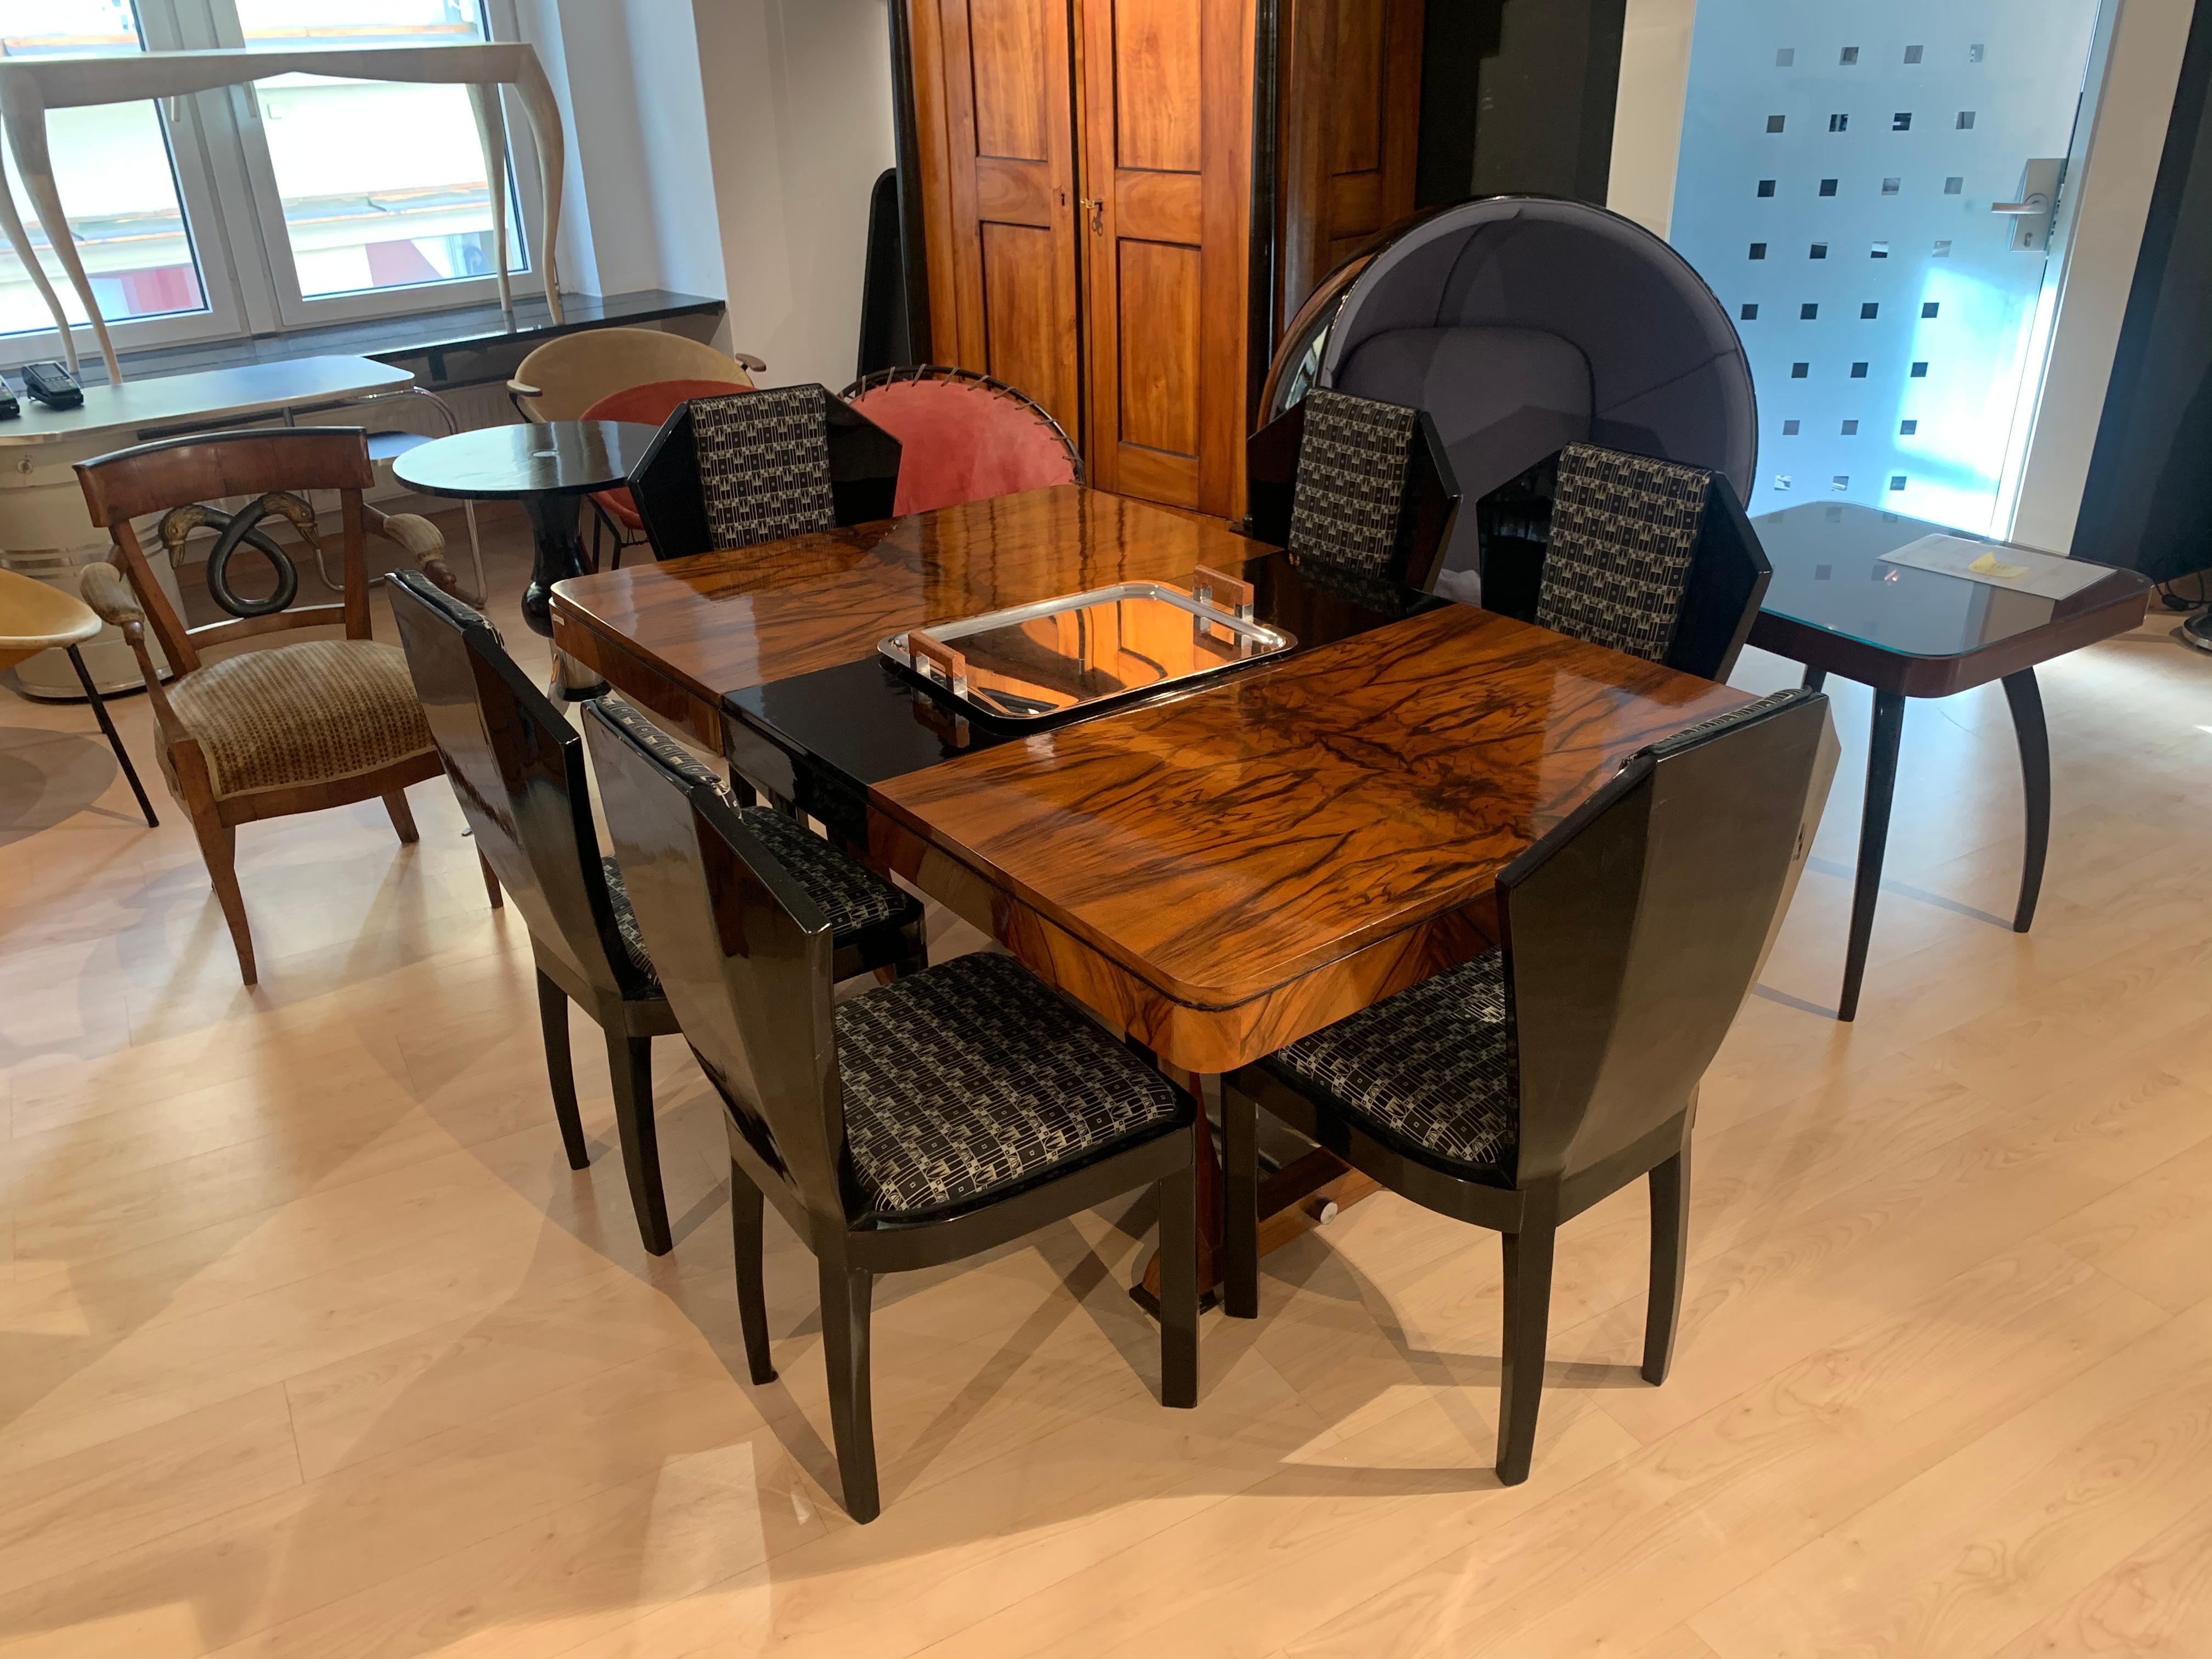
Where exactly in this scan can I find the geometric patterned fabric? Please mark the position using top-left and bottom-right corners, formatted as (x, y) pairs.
(1534, 443), (1713, 663)
(1286, 388), (1420, 580)
(836, 951), (1182, 1216)
(692, 385), (837, 551)
(1263, 948), (1519, 1175)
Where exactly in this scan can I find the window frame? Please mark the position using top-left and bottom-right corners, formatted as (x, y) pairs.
(0, 0), (544, 368)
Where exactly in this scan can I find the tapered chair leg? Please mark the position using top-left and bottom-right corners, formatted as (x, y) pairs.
(1496, 1223), (1557, 1486)
(1643, 1146), (1690, 1386)
(729, 1160), (776, 1385)
(819, 1251), (879, 1522)
(535, 972), (589, 1170)
(1221, 1087), (1260, 1319)
(479, 850), (504, 910)
(1158, 1156), (1200, 1406)
(606, 1031), (671, 1255)
(191, 813), (256, 985)
(382, 788), (420, 844)
(64, 645), (156, 827)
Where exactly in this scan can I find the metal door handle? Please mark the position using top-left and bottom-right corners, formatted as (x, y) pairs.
(1079, 197), (1104, 233)
(1991, 194), (2052, 214)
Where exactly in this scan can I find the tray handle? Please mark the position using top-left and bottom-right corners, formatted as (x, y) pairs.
(1193, 565), (1255, 622)
(907, 629), (969, 698)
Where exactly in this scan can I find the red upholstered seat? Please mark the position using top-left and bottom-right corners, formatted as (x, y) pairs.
(843, 377), (1076, 515)
(582, 377), (752, 529)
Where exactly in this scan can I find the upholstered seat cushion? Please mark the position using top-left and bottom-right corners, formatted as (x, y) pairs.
(166, 639), (433, 799)
(835, 951), (1182, 1217)
(1263, 949), (1519, 1174)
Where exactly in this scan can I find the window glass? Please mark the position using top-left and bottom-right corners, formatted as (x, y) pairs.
(236, 0), (522, 300)
(0, 0), (210, 335)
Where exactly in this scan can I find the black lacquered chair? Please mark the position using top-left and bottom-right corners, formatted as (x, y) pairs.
(627, 383), (903, 562)
(387, 572), (925, 1256)
(1246, 387), (1462, 594)
(1221, 688), (1829, 1485)
(1475, 442), (1772, 680)
(584, 696), (1200, 1523)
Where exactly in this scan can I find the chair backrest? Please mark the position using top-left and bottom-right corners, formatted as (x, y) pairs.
(75, 427), (379, 674)
(579, 377), (753, 430)
(629, 384), (903, 563)
(1498, 688), (1827, 1190)
(841, 366), (1079, 515)
(1531, 443), (1772, 680)
(511, 328), (757, 423)
(386, 569), (645, 1001)
(584, 697), (848, 1238)
(1246, 388), (1461, 592)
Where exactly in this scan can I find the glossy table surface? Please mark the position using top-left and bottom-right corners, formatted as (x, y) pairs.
(551, 486), (1750, 1070)
(393, 420), (657, 500)
(1751, 502), (2151, 695)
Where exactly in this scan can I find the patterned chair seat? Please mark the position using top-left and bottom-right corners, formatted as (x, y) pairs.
(835, 951), (1183, 1217)
(164, 638), (434, 800)
(1262, 950), (1519, 1175)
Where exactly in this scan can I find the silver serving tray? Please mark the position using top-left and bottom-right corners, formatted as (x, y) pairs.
(879, 571), (1293, 724)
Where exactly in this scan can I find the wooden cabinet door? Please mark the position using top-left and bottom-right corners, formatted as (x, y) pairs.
(1278, 0), (1422, 325)
(908, 0), (1084, 438)
(1076, 0), (1257, 517)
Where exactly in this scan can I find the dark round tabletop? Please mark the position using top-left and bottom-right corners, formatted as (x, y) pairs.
(391, 420), (658, 500)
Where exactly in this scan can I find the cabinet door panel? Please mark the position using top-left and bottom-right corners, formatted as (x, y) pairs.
(1079, 0), (1255, 517)
(912, 0), (1082, 437)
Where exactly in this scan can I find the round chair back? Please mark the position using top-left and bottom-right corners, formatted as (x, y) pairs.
(842, 368), (1077, 516)
(511, 329), (757, 423)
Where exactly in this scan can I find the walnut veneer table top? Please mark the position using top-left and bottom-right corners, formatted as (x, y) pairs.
(551, 486), (1749, 1070)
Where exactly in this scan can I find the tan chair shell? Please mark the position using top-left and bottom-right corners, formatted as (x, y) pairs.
(506, 328), (765, 423)
(0, 568), (100, 673)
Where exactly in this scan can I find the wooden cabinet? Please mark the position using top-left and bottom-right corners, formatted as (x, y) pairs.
(901, 0), (1420, 520)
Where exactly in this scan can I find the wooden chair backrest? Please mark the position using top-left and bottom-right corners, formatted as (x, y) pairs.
(75, 427), (379, 675)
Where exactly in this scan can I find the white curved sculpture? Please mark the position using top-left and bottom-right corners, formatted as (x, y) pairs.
(0, 42), (567, 385)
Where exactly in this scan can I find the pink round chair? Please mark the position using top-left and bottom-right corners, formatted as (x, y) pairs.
(840, 367), (1079, 516)
(580, 377), (752, 566)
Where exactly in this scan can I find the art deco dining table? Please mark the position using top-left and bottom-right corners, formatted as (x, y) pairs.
(549, 485), (1750, 1294)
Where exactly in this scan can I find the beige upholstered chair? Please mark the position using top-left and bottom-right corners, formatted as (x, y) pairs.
(506, 326), (765, 422)
(74, 427), (464, 985)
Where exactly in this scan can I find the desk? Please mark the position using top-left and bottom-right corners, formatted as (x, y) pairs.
(1749, 503), (2152, 1020)
(554, 486), (1747, 1293)
(0, 354), (414, 694)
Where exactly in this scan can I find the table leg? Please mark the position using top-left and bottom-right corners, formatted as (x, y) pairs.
(1138, 1082), (1223, 1312)
(1839, 690), (1906, 1023)
(2002, 668), (2050, 934)
(520, 493), (607, 702)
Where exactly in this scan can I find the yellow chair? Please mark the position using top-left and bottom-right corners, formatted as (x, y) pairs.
(0, 568), (159, 827)
(505, 327), (765, 422)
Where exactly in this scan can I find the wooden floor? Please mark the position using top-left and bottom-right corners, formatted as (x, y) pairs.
(4, 505), (2211, 1657)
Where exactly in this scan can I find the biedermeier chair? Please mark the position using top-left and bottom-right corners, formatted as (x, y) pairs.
(1222, 689), (1829, 1485)
(585, 696), (1199, 1522)
(1246, 387), (1462, 595)
(628, 385), (902, 563)
(74, 428), (454, 985)
(388, 572), (926, 1255)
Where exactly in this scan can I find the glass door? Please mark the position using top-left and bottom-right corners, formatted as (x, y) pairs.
(1667, 2), (2107, 534)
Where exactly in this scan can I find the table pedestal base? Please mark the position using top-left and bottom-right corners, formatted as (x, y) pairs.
(521, 494), (606, 701)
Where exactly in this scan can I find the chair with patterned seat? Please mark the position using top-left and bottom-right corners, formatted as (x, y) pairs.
(1245, 387), (1463, 595)
(1483, 442), (1773, 681)
(387, 572), (924, 1256)
(585, 695), (1200, 1523)
(627, 383), (902, 563)
(73, 427), (458, 985)
(1221, 689), (1831, 1486)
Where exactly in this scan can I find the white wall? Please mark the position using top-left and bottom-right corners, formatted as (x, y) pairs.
(515, 0), (895, 388)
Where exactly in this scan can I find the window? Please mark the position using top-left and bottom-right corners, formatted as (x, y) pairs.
(1, 0), (532, 358)
(1922, 302), (1940, 318)
(1820, 178), (1838, 196)
(1791, 362), (1809, 379)
(1900, 419), (1918, 435)
(1782, 419), (1800, 434)
(1809, 242), (1828, 260)
(1758, 179), (1777, 198)
(1768, 114), (1787, 133)
(1945, 176), (1963, 195)
(1903, 44), (1924, 64)
(1841, 419), (1859, 434)
(1839, 46), (1859, 65)
(1861, 303), (1879, 319)
(1741, 303), (1759, 320)
(1828, 114), (1848, 132)
(1892, 112), (1912, 131)
(1801, 303), (1819, 319)
(1750, 242), (1769, 260)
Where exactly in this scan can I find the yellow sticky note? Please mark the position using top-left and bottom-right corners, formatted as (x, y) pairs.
(1968, 550), (2030, 582)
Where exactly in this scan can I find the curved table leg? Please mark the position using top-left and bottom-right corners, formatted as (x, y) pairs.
(1840, 690), (1906, 1023)
(520, 493), (605, 702)
(2002, 667), (2050, 934)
